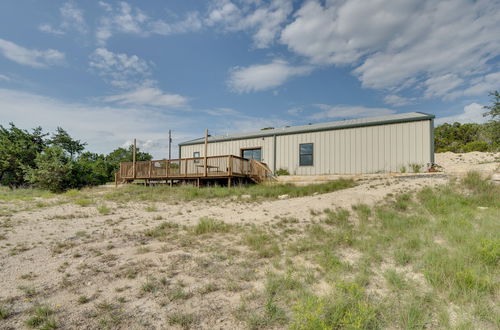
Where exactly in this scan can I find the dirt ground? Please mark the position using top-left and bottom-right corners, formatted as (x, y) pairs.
(0, 152), (498, 329)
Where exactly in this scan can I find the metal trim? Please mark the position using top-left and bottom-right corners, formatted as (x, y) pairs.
(178, 114), (435, 146)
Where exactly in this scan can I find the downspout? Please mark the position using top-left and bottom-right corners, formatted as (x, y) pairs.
(273, 134), (277, 174)
(430, 119), (435, 163)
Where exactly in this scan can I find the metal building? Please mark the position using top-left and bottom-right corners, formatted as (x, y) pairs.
(178, 112), (435, 175)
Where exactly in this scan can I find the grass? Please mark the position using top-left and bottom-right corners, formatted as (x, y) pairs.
(243, 227), (281, 258)
(102, 178), (355, 202)
(96, 204), (111, 215)
(0, 305), (8, 319)
(168, 312), (196, 329)
(192, 217), (230, 235)
(26, 305), (57, 329)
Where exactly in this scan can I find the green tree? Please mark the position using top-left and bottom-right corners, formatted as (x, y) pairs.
(0, 123), (47, 187)
(49, 127), (86, 159)
(105, 145), (153, 176)
(483, 90), (500, 119)
(24, 146), (73, 192)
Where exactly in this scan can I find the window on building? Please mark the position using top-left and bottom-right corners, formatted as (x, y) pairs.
(299, 143), (313, 166)
(241, 148), (262, 162)
(193, 151), (200, 163)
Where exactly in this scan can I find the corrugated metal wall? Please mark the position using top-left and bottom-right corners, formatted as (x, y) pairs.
(180, 120), (432, 175)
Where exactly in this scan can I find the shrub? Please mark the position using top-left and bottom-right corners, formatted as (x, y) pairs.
(275, 168), (290, 176)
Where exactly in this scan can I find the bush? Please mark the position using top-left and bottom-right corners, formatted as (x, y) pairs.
(275, 168), (290, 176)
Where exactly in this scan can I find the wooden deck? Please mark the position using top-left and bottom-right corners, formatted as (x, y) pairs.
(116, 155), (272, 186)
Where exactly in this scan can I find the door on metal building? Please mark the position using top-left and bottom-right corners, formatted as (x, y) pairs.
(241, 148), (262, 162)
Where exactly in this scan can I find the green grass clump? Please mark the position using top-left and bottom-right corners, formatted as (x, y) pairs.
(26, 305), (57, 329)
(96, 204), (111, 215)
(192, 217), (230, 235)
(144, 221), (179, 238)
(291, 282), (378, 329)
(0, 305), (9, 319)
(74, 198), (93, 207)
(244, 228), (280, 258)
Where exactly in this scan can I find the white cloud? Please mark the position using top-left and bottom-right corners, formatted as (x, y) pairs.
(96, 2), (202, 45)
(279, 0), (500, 99)
(310, 104), (396, 120)
(0, 39), (65, 68)
(435, 103), (488, 125)
(383, 94), (414, 107)
(207, 0), (293, 48)
(0, 88), (196, 158)
(228, 59), (312, 93)
(423, 74), (464, 99)
(89, 48), (151, 88)
(103, 87), (188, 108)
(38, 24), (65, 36)
(39, 1), (87, 36)
(0, 74), (10, 81)
(462, 72), (500, 97)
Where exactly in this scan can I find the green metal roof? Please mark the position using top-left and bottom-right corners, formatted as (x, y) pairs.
(179, 112), (435, 146)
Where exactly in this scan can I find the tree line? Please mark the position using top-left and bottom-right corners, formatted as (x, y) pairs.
(0, 125), (152, 192)
(435, 91), (500, 153)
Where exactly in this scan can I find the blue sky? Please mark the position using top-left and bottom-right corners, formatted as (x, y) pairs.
(0, 0), (499, 158)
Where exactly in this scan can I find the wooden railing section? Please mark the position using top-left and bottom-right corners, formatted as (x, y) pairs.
(116, 155), (273, 184)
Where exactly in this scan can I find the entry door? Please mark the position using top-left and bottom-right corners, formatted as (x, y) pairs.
(241, 148), (262, 161)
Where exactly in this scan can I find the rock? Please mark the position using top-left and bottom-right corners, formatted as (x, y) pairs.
(313, 192), (319, 196)
(491, 173), (500, 184)
(241, 194), (251, 199)
(278, 194), (289, 200)
(477, 206), (489, 210)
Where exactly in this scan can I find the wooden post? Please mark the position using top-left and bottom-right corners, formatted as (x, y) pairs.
(148, 160), (152, 179)
(228, 155), (233, 176)
(228, 177), (232, 187)
(204, 129), (208, 177)
(132, 138), (137, 179)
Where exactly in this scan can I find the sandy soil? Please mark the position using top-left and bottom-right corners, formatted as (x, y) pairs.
(0, 152), (498, 329)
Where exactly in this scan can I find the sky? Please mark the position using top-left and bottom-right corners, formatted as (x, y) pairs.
(0, 0), (499, 158)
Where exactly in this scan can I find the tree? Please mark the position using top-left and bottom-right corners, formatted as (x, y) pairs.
(24, 146), (73, 192)
(105, 145), (153, 176)
(483, 90), (500, 119)
(49, 127), (86, 159)
(0, 123), (48, 187)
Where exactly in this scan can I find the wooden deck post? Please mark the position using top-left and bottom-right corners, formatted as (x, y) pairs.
(148, 160), (152, 179)
(204, 129), (208, 177)
(228, 155), (233, 176)
(132, 138), (137, 179)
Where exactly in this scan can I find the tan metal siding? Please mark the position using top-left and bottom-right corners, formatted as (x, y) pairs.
(179, 120), (432, 175)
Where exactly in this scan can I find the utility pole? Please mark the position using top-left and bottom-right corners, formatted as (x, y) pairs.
(168, 130), (172, 161)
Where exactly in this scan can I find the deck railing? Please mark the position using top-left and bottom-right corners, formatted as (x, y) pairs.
(117, 155), (271, 182)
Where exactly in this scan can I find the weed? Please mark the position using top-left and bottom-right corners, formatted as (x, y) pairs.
(409, 163), (423, 173)
(168, 312), (196, 329)
(145, 205), (157, 212)
(26, 305), (57, 329)
(192, 217), (230, 235)
(78, 295), (90, 304)
(144, 221), (179, 238)
(74, 198), (93, 207)
(384, 269), (407, 290)
(244, 228), (280, 258)
(96, 204), (111, 215)
(0, 305), (8, 319)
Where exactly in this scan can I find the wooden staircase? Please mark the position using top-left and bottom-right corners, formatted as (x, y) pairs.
(249, 160), (275, 183)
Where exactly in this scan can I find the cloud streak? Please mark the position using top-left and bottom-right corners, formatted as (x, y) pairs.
(0, 39), (65, 68)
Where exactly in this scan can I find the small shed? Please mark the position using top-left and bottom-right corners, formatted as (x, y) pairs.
(178, 112), (435, 175)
